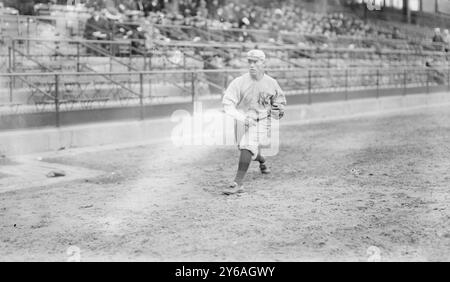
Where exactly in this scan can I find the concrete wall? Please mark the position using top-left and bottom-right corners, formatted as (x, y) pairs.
(1, 91), (450, 156)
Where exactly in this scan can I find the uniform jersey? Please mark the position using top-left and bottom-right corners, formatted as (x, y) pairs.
(222, 73), (286, 120)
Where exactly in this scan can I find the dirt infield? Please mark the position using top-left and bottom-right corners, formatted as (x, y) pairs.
(0, 105), (449, 261)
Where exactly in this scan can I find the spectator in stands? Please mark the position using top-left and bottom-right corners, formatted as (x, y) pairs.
(84, 10), (111, 40)
(84, 9), (118, 55)
(432, 28), (444, 43)
(144, 0), (165, 15)
(197, 0), (208, 19)
(431, 27), (446, 51)
(392, 27), (401, 39)
(120, 0), (141, 11)
(443, 29), (450, 52)
(207, 0), (220, 18)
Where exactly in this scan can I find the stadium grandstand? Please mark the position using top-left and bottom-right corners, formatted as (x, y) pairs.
(1, 0), (450, 129)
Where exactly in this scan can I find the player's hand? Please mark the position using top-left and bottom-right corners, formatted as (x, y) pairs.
(271, 105), (285, 119)
(245, 117), (257, 127)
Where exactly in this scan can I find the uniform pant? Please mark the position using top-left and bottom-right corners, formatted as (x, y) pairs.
(236, 117), (272, 160)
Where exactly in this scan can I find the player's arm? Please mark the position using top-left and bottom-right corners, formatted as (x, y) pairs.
(223, 104), (246, 122)
(223, 103), (256, 126)
(271, 80), (287, 118)
(222, 79), (256, 125)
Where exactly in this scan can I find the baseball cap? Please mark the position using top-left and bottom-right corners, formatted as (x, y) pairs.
(247, 49), (266, 61)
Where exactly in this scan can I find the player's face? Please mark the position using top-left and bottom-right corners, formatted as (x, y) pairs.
(248, 58), (264, 78)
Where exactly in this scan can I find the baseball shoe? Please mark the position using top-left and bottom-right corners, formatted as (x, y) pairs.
(260, 162), (271, 174)
(222, 181), (244, 195)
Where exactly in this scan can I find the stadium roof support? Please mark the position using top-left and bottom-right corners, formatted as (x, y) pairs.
(404, 0), (411, 23)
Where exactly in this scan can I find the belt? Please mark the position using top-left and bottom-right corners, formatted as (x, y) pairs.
(255, 110), (276, 122)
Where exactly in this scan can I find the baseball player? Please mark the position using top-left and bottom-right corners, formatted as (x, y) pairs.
(222, 49), (286, 195)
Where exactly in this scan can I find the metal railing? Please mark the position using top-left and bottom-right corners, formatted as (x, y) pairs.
(4, 36), (449, 76)
(0, 66), (449, 128)
(2, 16), (449, 58)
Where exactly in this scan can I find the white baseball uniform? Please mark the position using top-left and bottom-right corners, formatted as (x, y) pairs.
(222, 72), (286, 158)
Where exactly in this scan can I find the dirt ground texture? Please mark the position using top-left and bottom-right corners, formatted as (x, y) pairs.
(0, 105), (449, 261)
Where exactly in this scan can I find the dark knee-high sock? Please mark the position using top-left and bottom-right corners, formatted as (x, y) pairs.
(234, 149), (252, 185)
(255, 153), (266, 164)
